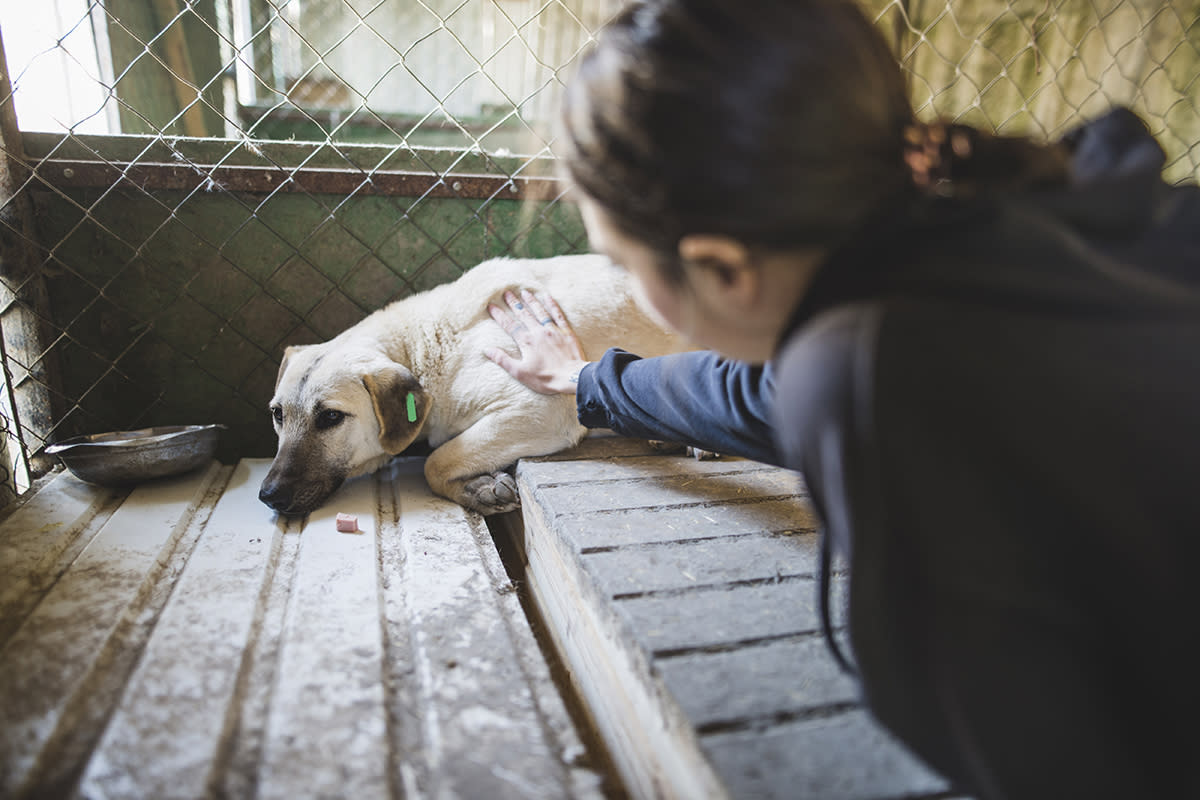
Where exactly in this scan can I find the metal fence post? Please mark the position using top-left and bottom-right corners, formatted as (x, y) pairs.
(0, 26), (61, 492)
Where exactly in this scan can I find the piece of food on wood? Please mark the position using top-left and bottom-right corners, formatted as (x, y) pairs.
(335, 512), (358, 533)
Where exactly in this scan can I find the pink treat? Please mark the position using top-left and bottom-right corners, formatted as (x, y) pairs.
(335, 513), (358, 533)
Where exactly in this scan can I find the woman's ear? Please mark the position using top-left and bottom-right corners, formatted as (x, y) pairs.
(678, 234), (759, 307)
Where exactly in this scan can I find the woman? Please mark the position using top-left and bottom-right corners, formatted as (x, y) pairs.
(485, 1), (1200, 796)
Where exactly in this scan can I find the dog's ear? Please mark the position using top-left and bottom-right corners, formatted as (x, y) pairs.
(362, 365), (431, 455)
(274, 345), (310, 392)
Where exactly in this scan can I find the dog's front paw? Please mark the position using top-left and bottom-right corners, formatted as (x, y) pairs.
(461, 471), (520, 515)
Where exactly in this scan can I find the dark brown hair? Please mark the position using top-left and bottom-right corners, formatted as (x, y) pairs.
(560, 0), (1070, 267)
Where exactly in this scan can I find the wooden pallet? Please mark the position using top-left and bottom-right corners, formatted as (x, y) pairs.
(497, 438), (952, 800)
(0, 459), (599, 799)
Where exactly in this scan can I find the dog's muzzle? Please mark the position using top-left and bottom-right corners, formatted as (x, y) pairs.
(259, 473), (342, 515)
(258, 481), (298, 514)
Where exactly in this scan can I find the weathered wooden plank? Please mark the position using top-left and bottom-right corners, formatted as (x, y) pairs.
(616, 579), (831, 656)
(514, 471), (730, 800)
(0, 471), (125, 643)
(583, 532), (820, 597)
(519, 453), (768, 484)
(215, 474), (304, 800)
(76, 460), (282, 799)
(656, 636), (859, 730)
(558, 499), (818, 550)
(702, 710), (948, 800)
(0, 463), (224, 797)
(256, 472), (391, 800)
(528, 469), (803, 517)
(380, 460), (601, 800)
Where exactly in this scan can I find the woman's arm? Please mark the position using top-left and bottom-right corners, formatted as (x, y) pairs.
(577, 349), (779, 465)
(486, 289), (779, 465)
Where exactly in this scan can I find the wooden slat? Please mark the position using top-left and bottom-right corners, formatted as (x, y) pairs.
(703, 710), (948, 800)
(584, 532), (819, 596)
(520, 454), (773, 484)
(516, 491), (730, 800)
(526, 469), (802, 517)
(656, 637), (859, 730)
(0, 471), (125, 643)
(560, 499), (818, 550)
(617, 580), (824, 655)
(256, 472), (391, 800)
(381, 460), (598, 800)
(0, 463), (224, 797)
(76, 459), (286, 798)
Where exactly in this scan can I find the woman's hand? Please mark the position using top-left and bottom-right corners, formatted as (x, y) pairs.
(485, 289), (591, 395)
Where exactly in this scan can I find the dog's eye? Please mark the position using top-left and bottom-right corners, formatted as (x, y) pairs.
(315, 409), (346, 430)
(271, 406), (283, 424)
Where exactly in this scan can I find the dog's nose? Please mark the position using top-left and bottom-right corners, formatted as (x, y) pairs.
(258, 483), (292, 513)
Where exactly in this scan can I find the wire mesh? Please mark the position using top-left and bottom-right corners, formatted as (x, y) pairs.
(0, 0), (1197, 496)
(870, 0), (1200, 183)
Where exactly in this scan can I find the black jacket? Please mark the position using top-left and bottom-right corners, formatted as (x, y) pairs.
(576, 108), (1200, 798)
(772, 107), (1200, 798)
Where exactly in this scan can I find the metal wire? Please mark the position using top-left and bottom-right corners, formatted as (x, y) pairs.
(0, 0), (1196, 498)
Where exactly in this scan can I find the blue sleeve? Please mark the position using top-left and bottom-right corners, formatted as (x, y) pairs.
(575, 348), (780, 465)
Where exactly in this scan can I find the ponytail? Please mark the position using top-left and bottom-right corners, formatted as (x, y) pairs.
(903, 121), (1072, 198)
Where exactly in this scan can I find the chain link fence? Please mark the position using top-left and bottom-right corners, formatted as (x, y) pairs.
(0, 0), (1197, 499)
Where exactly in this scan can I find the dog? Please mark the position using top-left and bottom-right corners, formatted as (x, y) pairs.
(258, 254), (689, 516)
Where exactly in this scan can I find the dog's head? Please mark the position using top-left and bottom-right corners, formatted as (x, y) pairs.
(258, 343), (432, 515)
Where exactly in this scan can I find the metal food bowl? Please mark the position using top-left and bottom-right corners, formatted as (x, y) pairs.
(44, 424), (225, 486)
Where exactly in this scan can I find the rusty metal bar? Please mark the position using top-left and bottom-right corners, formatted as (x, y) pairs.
(35, 158), (562, 201)
(0, 27), (62, 486)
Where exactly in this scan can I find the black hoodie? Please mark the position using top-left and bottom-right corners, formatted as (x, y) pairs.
(771, 107), (1200, 798)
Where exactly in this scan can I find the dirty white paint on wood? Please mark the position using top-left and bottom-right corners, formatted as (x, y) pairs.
(584, 532), (820, 596)
(0, 471), (124, 643)
(2, 463), (224, 797)
(659, 636), (859, 729)
(0, 458), (599, 800)
(705, 710), (949, 800)
(507, 491), (730, 800)
(381, 461), (596, 800)
(511, 437), (951, 800)
(256, 468), (390, 800)
(77, 461), (278, 799)
(560, 497), (818, 549)
(531, 469), (802, 517)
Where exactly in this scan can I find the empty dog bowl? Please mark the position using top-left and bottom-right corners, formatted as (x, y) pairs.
(45, 424), (225, 486)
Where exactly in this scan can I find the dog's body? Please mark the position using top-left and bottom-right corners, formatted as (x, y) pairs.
(259, 254), (688, 515)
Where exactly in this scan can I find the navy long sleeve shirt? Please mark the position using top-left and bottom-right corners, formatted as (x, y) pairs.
(576, 348), (778, 465)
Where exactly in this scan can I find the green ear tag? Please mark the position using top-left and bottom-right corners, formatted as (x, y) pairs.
(406, 392), (418, 423)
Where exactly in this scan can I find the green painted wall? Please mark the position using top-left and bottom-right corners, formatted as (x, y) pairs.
(32, 164), (587, 461)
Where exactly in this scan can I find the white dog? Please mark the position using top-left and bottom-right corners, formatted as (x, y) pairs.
(259, 254), (687, 515)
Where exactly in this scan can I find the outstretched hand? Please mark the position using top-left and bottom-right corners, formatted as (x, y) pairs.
(485, 289), (591, 395)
